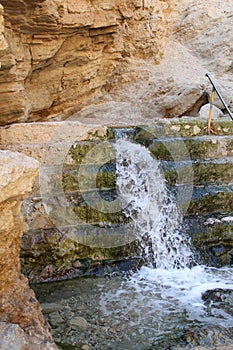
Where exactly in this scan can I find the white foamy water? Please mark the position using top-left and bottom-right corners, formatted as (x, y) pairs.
(98, 265), (233, 349)
(96, 139), (233, 349)
(130, 265), (233, 323)
(115, 139), (193, 268)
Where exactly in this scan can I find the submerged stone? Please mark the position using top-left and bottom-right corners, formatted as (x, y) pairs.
(69, 317), (88, 331)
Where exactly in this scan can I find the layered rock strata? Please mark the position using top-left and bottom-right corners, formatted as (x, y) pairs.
(1, 0), (233, 125)
(0, 150), (57, 349)
(0, 0), (171, 125)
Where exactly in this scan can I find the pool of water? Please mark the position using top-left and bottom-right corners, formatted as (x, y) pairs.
(33, 138), (233, 349)
(34, 265), (233, 350)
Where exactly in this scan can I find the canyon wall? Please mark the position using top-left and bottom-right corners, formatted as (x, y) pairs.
(0, 0), (233, 125)
(0, 0), (171, 125)
(0, 150), (57, 349)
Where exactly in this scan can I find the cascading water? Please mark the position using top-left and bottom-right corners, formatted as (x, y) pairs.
(115, 138), (193, 269)
(35, 138), (233, 350)
(97, 139), (233, 349)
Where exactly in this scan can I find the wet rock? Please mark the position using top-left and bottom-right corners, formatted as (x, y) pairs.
(202, 288), (233, 317)
(229, 198), (233, 211)
(41, 303), (64, 314)
(49, 312), (65, 328)
(148, 325), (233, 349)
(181, 325), (233, 348)
(187, 214), (233, 266)
(221, 216), (233, 223)
(81, 345), (90, 350)
(69, 316), (88, 330)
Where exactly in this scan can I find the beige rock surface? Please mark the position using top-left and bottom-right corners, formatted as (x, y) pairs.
(0, 151), (57, 349)
(172, 0), (233, 109)
(0, 0), (232, 125)
(79, 40), (208, 120)
(0, 4), (7, 53)
(0, 0), (171, 125)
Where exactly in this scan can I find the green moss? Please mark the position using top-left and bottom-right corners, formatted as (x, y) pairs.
(187, 191), (233, 215)
(193, 161), (233, 185)
(162, 160), (233, 186)
(56, 342), (82, 350)
(67, 143), (96, 164)
(71, 205), (125, 224)
(21, 226), (139, 283)
(192, 222), (233, 266)
(62, 167), (116, 192)
(22, 119), (233, 281)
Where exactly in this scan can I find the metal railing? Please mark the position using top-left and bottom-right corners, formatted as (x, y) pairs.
(205, 73), (233, 134)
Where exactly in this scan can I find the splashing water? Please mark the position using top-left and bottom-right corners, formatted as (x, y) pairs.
(115, 139), (193, 269)
(35, 139), (233, 350)
(93, 138), (233, 349)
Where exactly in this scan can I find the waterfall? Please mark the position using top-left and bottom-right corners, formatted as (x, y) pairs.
(114, 139), (194, 269)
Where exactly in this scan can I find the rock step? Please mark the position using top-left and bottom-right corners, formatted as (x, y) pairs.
(132, 117), (233, 138)
(39, 134), (233, 168)
(185, 184), (233, 215)
(4, 140), (233, 195)
(148, 135), (233, 161)
(161, 157), (233, 186)
(0, 122), (109, 145)
(20, 190), (233, 283)
(1, 135), (232, 171)
(0, 118), (233, 146)
(0, 118), (233, 166)
(45, 157), (233, 195)
(23, 184), (233, 233)
(21, 222), (140, 282)
(67, 184), (231, 217)
(186, 214), (233, 266)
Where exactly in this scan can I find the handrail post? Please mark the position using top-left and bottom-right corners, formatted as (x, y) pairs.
(205, 73), (233, 121)
(207, 88), (215, 134)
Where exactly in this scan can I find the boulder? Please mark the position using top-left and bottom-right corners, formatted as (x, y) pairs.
(199, 103), (224, 120)
(0, 150), (57, 349)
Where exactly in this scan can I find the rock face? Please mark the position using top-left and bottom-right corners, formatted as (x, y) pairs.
(0, 0), (171, 125)
(172, 0), (233, 99)
(0, 150), (57, 349)
(1, 0), (232, 125)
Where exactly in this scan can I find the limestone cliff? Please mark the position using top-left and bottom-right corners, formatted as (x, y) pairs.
(0, 151), (57, 349)
(172, 0), (233, 107)
(0, 0), (232, 125)
(0, 0), (170, 125)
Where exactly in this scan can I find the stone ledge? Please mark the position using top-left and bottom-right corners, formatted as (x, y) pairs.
(0, 150), (57, 349)
(0, 150), (39, 202)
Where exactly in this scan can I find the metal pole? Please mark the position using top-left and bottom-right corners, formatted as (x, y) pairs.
(205, 73), (233, 121)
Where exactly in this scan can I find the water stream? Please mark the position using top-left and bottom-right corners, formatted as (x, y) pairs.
(115, 139), (193, 269)
(34, 139), (233, 350)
